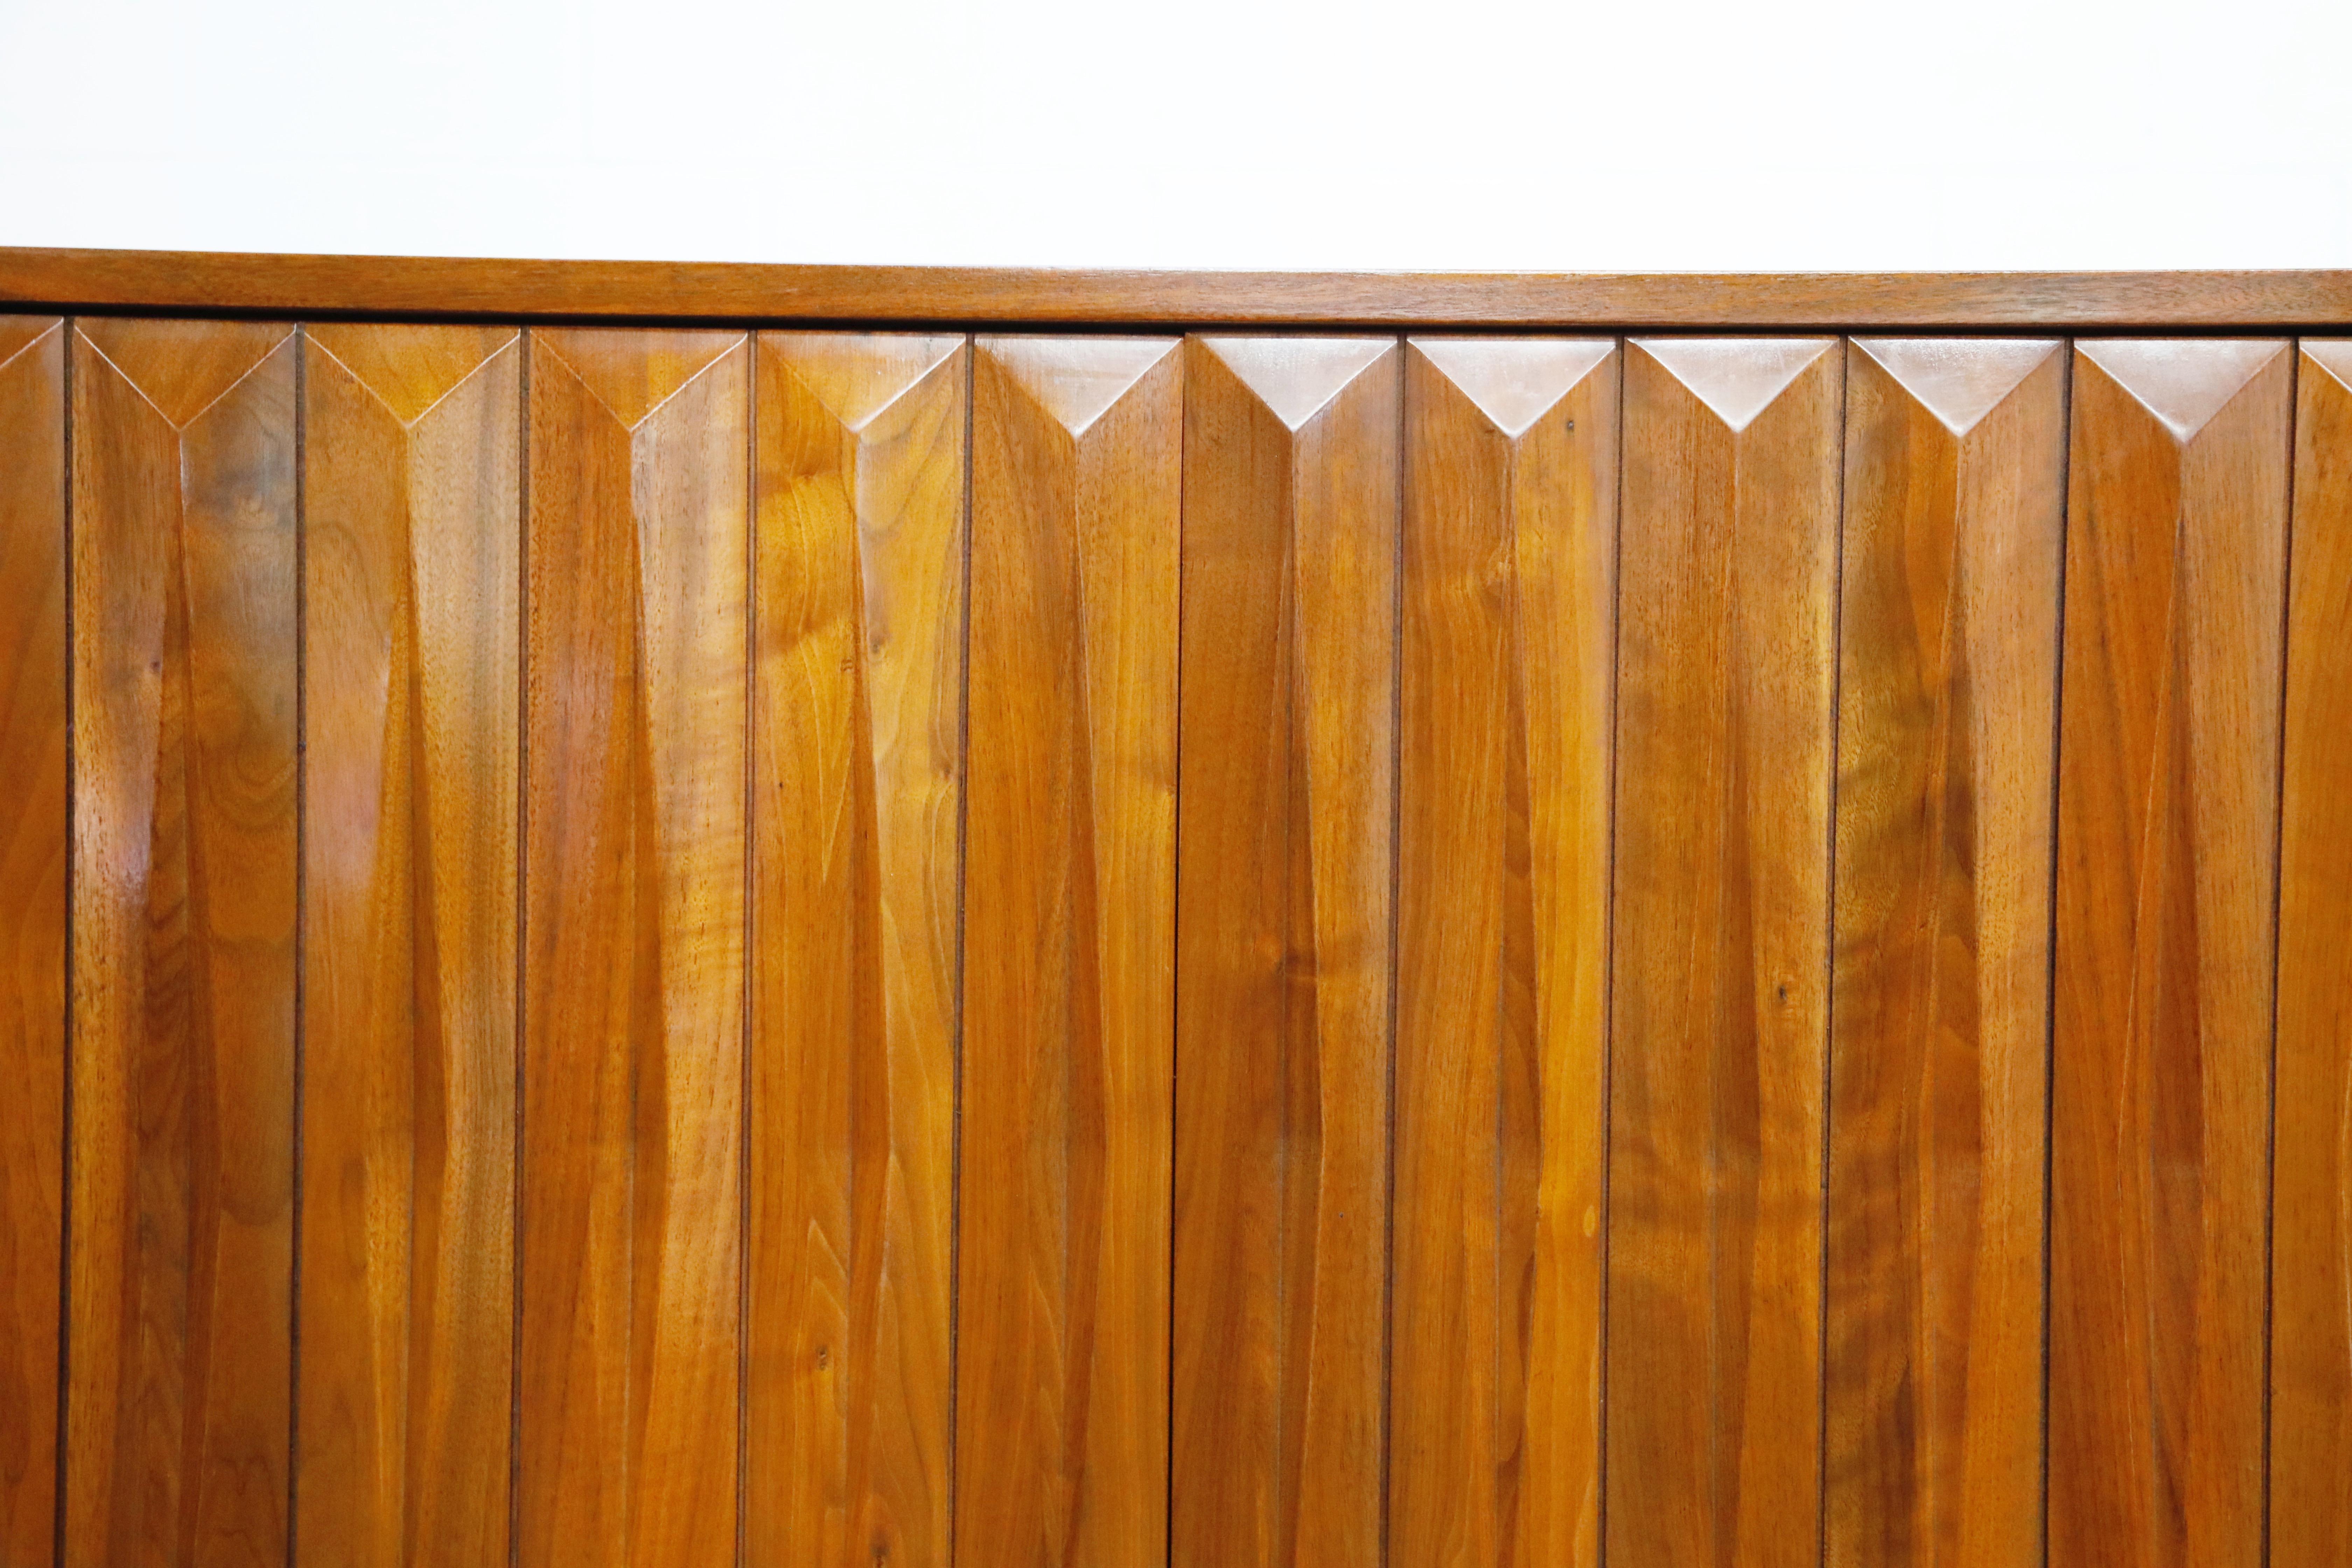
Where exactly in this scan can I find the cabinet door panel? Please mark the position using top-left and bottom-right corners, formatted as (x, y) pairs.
(301, 324), (520, 1568)
(521, 328), (748, 1568)
(1608, 337), (1840, 1568)
(1392, 337), (1615, 1568)
(2050, 339), (2290, 1568)
(68, 318), (299, 1568)
(747, 332), (965, 1568)
(0, 315), (64, 1564)
(1173, 335), (1398, 1568)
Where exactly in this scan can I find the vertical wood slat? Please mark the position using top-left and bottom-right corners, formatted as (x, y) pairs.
(2049, 338), (2291, 1568)
(520, 328), (748, 1568)
(299, 325), (521, 1568)
(1827, 339), (2065, 1568)
(2270, 337), (2352, 1568)
(1607, 336), (1841, 1568)
(67, 317), (299, 1567)
(1172, 335), (1398, 1568)
(0, 314), (64, 1564)
(958, 336), (1180, 1568)
(1391, 337), (1616, 1568)
(747, 332), (966, 1568)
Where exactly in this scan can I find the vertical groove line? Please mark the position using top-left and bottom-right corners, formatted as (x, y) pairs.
(55, 315), (76, 1568)
(947, 335), (973, 1568)
(1819, 339), (1848, 1568)
(1166, 336), (1184, 1568)
(290, 324), (308, 1568)
(512, 327), (530, 1568)
(2042, 342), (2076, 1568)
(2261, 342), (2299, 1568)
(1381, 337), (1404, 1568)
(1598, 334), (1625, 1568)
(738, 332), (756, 1568)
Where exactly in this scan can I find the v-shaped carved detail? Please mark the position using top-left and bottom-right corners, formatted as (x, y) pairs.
(309, 324), (519, 427)
(0, 316), (59, 372)
(1198, 337), (1391, 431)
(979, 337), (1176, 438)
(764, 333), (962, 434)
(536, 328), (742, 429)
(1414, 337), (1612, 438)
(1636, 337), (1833, 433)
(1852, 338), (2061, 436)
(78, 318), (291, 429)
(2077, 340), (2287, 442)
(2301, 340), (2352, 396)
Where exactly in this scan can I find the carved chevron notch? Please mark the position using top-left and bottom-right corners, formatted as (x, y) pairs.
(1852, 338), (2060, 436)
(1199, 337), (1391, 431)
(1636, 337), (1833, 433)
(2077, 339), (2286, 442)
(766, 332), (962, 433)
(78, 318), (290, 428)
(2302, 340), (2352, 394)
(979, 336), (1177, 436)
(536, 327), (742, 428)
(1414, 337), (1612, 437)
(308, 324), (518, 425)
(0, 316), (57, 369)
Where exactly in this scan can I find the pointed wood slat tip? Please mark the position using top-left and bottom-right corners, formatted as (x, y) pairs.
(2301, 338), (2352, 393)
(1632, 336), (1833, 432)
(307, 323), (519, 425)
(1196, 335), (1392, 430)
(762, 330), (963, 432)
(1411, 336), (1613, 436)
(1851, 337), (2060, 435)
(534, 326), (743, 428)
(0, 313), (60, 368)
(2076, 337), (2287, 441)
(77, 316), (292, 427)
(977, 335), (1176, 436)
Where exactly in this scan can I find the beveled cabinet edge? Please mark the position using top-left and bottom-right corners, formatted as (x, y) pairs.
(5, 247), (2352, 328)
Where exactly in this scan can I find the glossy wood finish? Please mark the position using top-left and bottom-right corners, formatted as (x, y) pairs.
(300, 325), (520, 1568)
(1392, 337), (1616, 1568)
(68, 318), (299, 1567)
(960, 337), (1180, 1568)
(9, 250), (2352, 328)
(520, 327), (748, 1568)
(1609, 337), (1841, 1568)
(0, 314), (64, 1564)
(2272, 338), (2352, 1568)
(747, 332), (966, 1568)
(1173, 336), (1399, 1568)
(1828, 340), (2065, 1568)
(2050, 339), (2291, 1568)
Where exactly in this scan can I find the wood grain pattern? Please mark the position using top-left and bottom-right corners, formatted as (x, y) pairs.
(0, 314), (64, 1564)
(959, 336), (1180, 1568)
(300, 324), (520, 1568)
(67, 317), (299, 1568)
(6, 248), (2352, 328)
(2269, 337), (2352, 1568)
(1172, 335), (1398, 1568)
(1828, 339), (2065, 1568)
(1392, 337), (1616, 1568)
(1608, 337), (1841, 1568)
(747, 332), (965, 1568)
(2049, 339), (2290, 1568)
(521, 327), (747, 1568)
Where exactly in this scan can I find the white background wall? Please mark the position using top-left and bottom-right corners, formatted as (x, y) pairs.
(1, 0), (2346, 270)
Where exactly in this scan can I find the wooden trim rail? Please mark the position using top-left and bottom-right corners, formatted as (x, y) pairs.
(5, 246), (2352, 327)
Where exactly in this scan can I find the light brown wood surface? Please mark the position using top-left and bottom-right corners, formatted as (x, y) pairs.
(0, 314), (64, 1564)
(1172, 335), (1399, 1568)
(2049, 338), (2290, 1568)
(300, 324), (520, 1568)
(7, 248), (2352, 328)
(68, 317), (299, 1567)
(1608, 336), (1841, 1568)
(747, 332), (966, 1568)
(2272, 337), (2352, 1568)
(520, 327), (748, 1568)
(1392, 336), (1616, 1568)
(959, 336), (1180, 1568)
(1828, 339), (2065, 1568)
